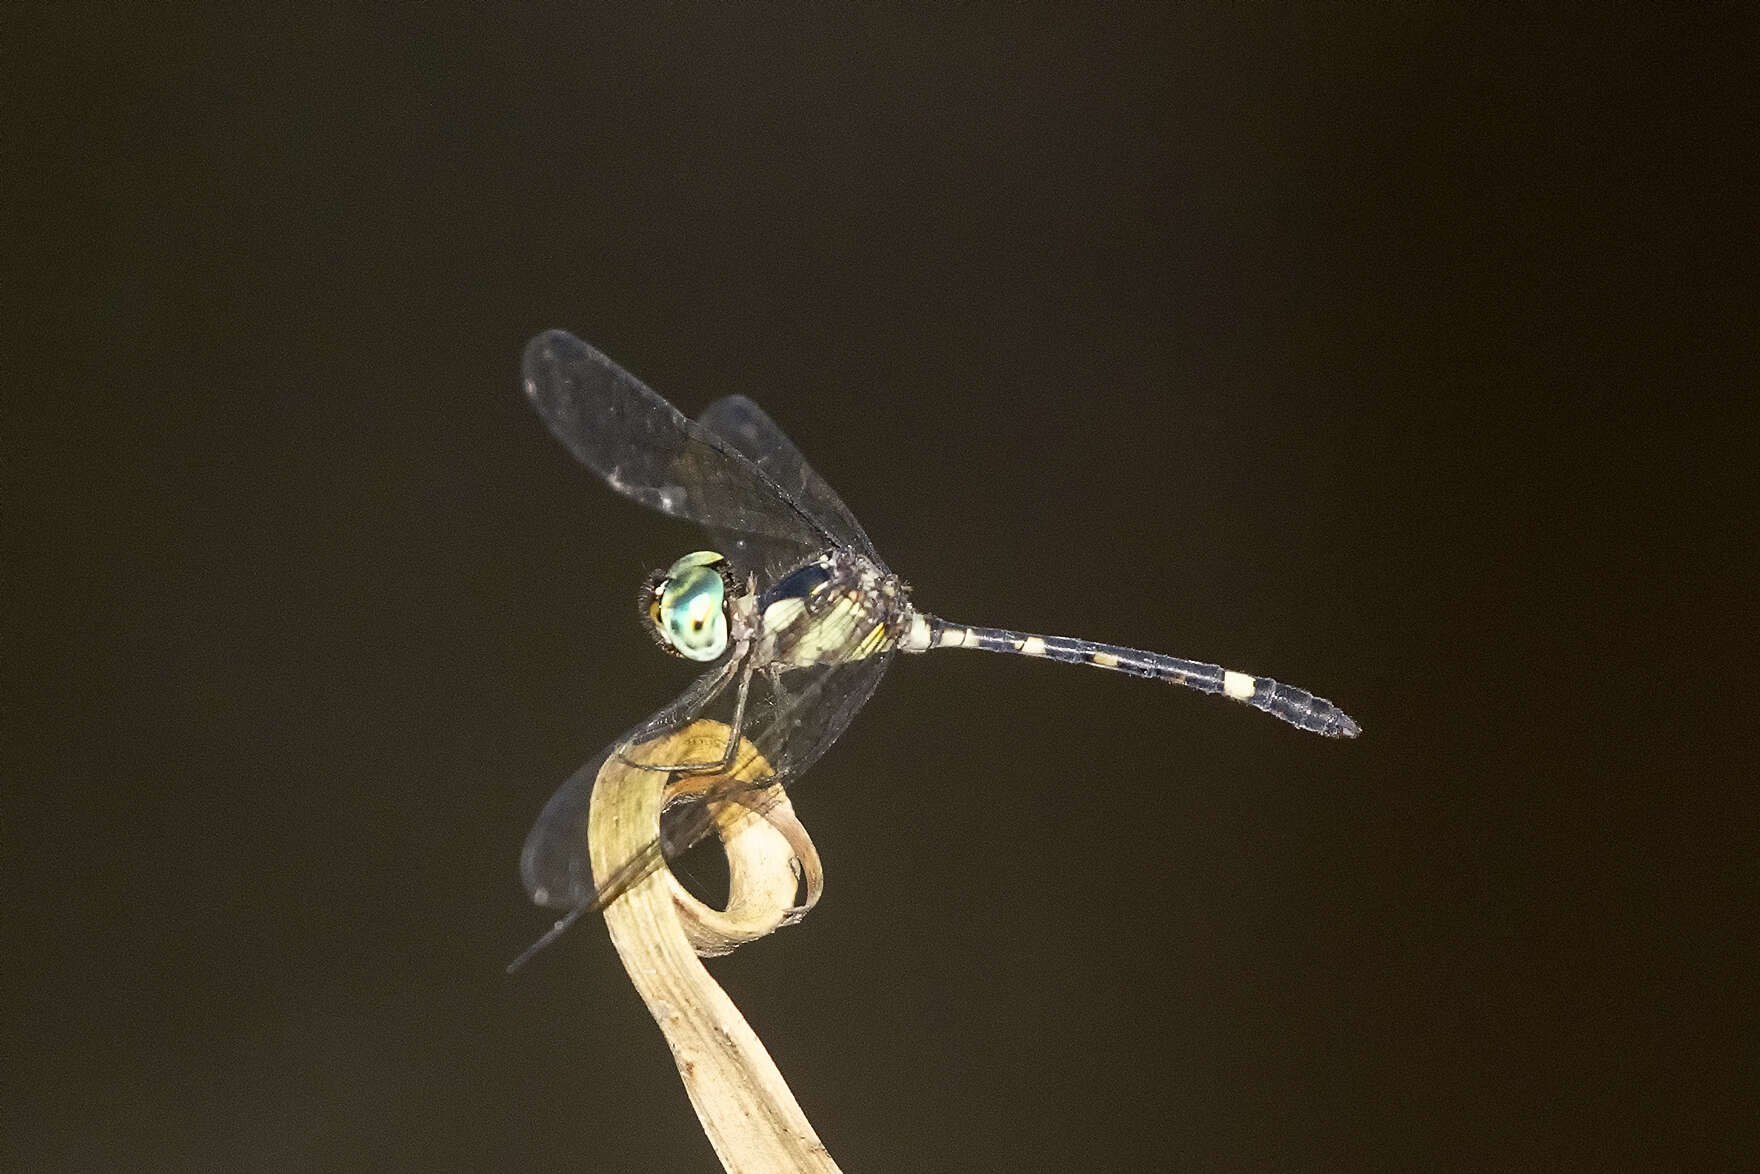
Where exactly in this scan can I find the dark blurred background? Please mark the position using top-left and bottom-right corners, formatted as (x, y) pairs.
(5, 7), (1747, 1171)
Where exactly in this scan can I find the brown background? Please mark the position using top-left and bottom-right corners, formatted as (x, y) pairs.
(6, 7), (1747, 1170)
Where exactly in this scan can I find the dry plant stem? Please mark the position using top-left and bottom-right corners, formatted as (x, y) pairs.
(590, 719), (838, 1174)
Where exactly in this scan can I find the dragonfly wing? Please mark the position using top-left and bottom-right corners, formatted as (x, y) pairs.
(521, 628), (893, 915)
(523, 331), (831, 574)
(697, 394), (884, 582)
(520, 658), (737, 910)
(732, 651), (893, 797)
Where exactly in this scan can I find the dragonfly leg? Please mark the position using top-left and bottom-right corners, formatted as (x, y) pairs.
(766, 662), (790, 713)
(620, 654), (755, 776)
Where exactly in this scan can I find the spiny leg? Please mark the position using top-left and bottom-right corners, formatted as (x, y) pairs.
(617, 652), (758, 774)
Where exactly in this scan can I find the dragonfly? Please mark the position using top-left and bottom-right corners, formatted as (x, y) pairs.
(513, 329), (1359, 966)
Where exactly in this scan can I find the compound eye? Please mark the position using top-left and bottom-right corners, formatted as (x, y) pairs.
(654, 552), (729, 661)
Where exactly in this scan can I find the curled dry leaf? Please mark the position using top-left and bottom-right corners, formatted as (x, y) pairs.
(589, 719), (839, 1174)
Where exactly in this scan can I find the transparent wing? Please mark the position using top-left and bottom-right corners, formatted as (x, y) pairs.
(521, 618), (893, 915)
(519, 657), (741, 910)
(523, 330), (832, 577)
(697, 395), (884, 583)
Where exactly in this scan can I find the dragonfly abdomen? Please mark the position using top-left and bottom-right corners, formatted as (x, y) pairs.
(923, 619), (1359, 737)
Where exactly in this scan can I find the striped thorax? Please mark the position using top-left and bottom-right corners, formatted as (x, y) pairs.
(755, 550), (914, 667)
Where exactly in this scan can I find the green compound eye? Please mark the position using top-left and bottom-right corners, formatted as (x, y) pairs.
(654, 552), (729, 661)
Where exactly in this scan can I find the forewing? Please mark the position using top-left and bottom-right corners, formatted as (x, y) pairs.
(520, 659), (736, 910)
(731, 652), (892, 803)
(523, 331), (830, 571)
(697, 394), (884, 582)
(521, 631), (892, 915)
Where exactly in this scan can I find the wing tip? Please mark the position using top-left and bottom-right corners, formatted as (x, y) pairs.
(522, 328), (585, 377)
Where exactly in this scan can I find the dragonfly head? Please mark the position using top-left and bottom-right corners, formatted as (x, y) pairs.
(639, 551), (737, 662)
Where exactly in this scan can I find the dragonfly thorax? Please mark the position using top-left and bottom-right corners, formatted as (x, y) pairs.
(755, 550), (913, 669)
